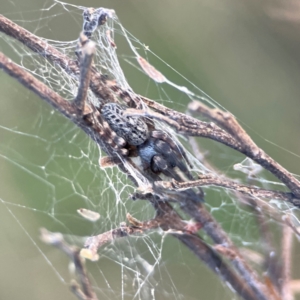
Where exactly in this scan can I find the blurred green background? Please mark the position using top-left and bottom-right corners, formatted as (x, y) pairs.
(1, 0), (300, 299)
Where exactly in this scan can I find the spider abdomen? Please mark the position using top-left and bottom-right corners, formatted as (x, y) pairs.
(101, 103), (148, 146)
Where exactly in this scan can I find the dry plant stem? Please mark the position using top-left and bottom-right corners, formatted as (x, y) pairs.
(86, 202), (260, 300)
(281, 224), (294, 300)
(189, 138), (280, 288)
(247, 194), (282, 294)
(180, 203), (269, 300)
(188, 101), (257, 152)
(264, 277), (282, 300)
(165, 174), (299, 206)
(71, 281), (89, 300)
(188, 100), (300, 198)
(241, 176), (281, 293)
(84, 218), (155, 257)
(150, 185), (270, 300)
(85, 201), (264, 300)
(283, 216), (300, 239)
(40, 228), (98, 300)
(154, 202), (264, 300)
(173, 241), (258, 300)
(0, 52), (77, 119)
(175, 233), (258, 300)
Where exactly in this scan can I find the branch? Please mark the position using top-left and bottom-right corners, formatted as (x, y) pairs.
(159, 174), (300, 207)
(84, 203), (262, 300)
(40, 228), (98, 300)
(83, 213), (159, 260)
(146, 185), (271, 300)
(188, 100), (300, 198)
(153, 201), (267, 300)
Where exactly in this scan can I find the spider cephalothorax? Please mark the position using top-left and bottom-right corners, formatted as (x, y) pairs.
(100, 103), (193, 181)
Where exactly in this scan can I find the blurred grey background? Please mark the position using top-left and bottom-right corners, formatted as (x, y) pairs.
(1, 0), (300, 299)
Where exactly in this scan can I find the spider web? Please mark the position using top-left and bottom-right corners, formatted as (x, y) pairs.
(1, 1), (300, 300)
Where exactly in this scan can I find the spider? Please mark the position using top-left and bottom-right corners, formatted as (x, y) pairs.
(66, 7), (205, 204)
(75, 8), (202, 199)
(100, 102), (194, 182)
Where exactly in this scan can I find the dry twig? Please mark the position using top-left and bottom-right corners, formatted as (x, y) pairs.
(158, 174), (300, 207)
(40, 228), (98, 300)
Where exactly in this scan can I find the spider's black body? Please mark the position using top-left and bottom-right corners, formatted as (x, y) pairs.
(138, 138), (190, 181)
(101, 103), (192, 180)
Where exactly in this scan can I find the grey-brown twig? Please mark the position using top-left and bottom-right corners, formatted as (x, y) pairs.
(188, 100), (300, 199)
(40, 228), (98, 300)
(159, 174), (300, 207)
(83, 213), (159, 260)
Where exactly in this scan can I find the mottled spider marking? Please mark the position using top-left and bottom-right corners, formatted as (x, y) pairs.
(101, 103), (149, 146)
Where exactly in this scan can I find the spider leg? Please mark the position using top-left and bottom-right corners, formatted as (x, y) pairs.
(152, 138), (194, 181)
(137, 138), (179, 178)
(101, 117), (127, 149)
(151, 138), (204, 201)
(151, 154), (204, 203)
(154, 137), (193, 181)
(151, 155), (183, 181)
(151, 130), (193, 169)
(151, 155), (167, 173)
(88, 107), (128, 156)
